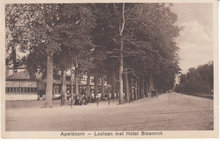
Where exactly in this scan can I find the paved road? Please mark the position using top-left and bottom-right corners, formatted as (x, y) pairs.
(6, 93), (213, 131)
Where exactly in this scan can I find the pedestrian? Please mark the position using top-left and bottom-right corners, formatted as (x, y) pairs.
(131, 93), (134, 103)
(60, 93), (64, 106)
(108, 92), (110, 105)
(96, 95), (100, 107)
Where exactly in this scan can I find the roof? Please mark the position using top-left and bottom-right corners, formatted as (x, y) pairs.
(6, 70), (95, 86)
(6, 71), (31, 80)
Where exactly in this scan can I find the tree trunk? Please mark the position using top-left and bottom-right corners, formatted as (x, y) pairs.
(129, 78), (132, 101)
(145, 81), (148, 97)
(125, 72), (130, 102)
(148, 73), (154, 97)
(71, 62), (74, 108)
(45, 54), (53, 107)
(119, 3), (125, 104)
(139, 78), (142, 98)
(61, 70), (67, 105)
(111, 65), (116, 99)
(101, 74), (105, 100)
(119, 46), (123, 104)
(130, 78), (134, 102)
(75, 56), (79, 97)
(116, 82), (119, 98)
(134, 78), (138, 100)
(86, 71), (91, 97)
(94, 75), (98, 100)
(137, 78), (141, 99)
(129, 78), (132, 102)
(141, 78), (145, 98)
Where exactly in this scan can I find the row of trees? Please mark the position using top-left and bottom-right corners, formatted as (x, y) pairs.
(175, 62), (213, 94)
(6, 3), (181, 107)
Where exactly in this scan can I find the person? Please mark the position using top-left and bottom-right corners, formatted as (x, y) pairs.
(66, 90), (70, 100)
(96, 95), (100, 107)
(90, 94), (95, 103)
(108, 92), (110, 105)
(75, 95), (81, 105)
(130, 92), (134, 103)
(83, 94), (88, 105)
(79, 95), (83, 105)
(60, 92), (64, 106)
(82, 94), (85, 105)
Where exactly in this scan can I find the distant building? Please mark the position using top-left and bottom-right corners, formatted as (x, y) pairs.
(5, 68), (96, 100)
(6, 71), (38, 100)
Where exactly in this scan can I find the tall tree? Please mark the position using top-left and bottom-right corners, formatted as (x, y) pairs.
(118, 3), (125, 104)
(6, 4), (95, 107)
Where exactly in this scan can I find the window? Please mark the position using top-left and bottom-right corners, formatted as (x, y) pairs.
(28, 88), (31, 93)
(13, 87), (16, 93)
(21, 87), (24, 93)
(24, 87), (28, 93)
(31, 87), (34, 93)
(17, 87), (20, 93)
(5, 87), (30, 93)
(9, 88), (12, 93)
(6, 87), (39, 94)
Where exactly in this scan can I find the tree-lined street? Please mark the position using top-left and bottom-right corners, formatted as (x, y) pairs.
(6, 93), (213, 131)
(5, 3), (214, 133)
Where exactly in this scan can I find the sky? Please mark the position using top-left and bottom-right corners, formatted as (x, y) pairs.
(171, 3), (213, 73)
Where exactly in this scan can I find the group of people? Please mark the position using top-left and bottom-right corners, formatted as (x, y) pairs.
(74, 94), (95, 105)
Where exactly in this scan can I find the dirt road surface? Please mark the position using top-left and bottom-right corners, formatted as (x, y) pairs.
(6, 93), (213, 131)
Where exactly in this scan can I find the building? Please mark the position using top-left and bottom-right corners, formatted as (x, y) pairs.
(6, 70), (38, 100)
(5, 68), (96, 100)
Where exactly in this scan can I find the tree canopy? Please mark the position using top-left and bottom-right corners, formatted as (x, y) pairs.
(175, 61), (213, 95)
(6, 3), (181, 106)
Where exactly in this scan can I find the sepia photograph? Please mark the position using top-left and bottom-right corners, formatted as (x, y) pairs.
(1, 0), (218, 139)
